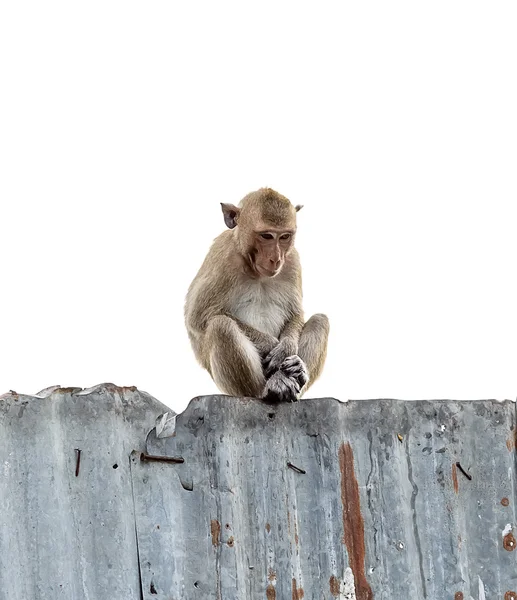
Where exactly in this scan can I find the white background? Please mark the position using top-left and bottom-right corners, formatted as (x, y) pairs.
(1, 2), (515, 413)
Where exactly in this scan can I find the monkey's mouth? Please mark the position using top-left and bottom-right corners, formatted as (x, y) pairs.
(256, 264), (280, 278)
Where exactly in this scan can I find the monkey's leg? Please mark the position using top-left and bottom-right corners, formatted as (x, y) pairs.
(205, 315), (266, 397)
(298, 313), (330, 394)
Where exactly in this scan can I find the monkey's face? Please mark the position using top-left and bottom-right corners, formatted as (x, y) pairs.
(220, 188), (302, 278)
(249, 228), (295, 278)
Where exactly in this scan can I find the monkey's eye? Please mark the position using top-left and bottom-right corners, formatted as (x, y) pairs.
(280, 233), (291, 241)
(260, 233), (274, 240)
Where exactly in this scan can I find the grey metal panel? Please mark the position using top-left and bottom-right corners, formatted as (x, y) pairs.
(0, 384), (169, 600)
(133, 396), (517, 600)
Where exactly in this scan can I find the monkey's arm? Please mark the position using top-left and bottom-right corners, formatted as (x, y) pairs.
(279, 314), (304, 351)
(224, 315), (279, 356)
(264, 313), (304, 376)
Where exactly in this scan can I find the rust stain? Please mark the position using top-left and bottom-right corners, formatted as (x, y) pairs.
(454, 593), (464, 600)
(329, 575), (340, 597)
(226, 536), (234, 547)
(291, 578), (304, 599)
(265, 522), (271, 533)
(210, 519), (221, 546)
(266, 584), (276, 600)
(502, 497), (510, 507)
(339, 442), (374, 600)
(268, 568), (276, 582)
(504, 532), (516, 551)
(505, 592), (517, 600)
(507, 438), (514, 452)
(294, 518), (299, 546)
(287, 510), (291, 535)
(452, 462), (459, 494)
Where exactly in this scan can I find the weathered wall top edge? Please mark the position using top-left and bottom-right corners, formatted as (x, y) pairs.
(0, 382), (169, 413)
(172, 394), (516, 427)
(1, 383), (514, 417)
(186, 393), (516, 408)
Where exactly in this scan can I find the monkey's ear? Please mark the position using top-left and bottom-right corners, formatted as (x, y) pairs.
(220, 203), (240, 229)
(295, 204), (304, 212)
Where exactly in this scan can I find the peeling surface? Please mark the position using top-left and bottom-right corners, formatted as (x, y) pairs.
(342, 567), (357, 600)
(211, 519), (221, 546)
(478, 577), (486, 600)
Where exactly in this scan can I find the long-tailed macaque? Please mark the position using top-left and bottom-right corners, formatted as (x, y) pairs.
(185, 188), (329, 402)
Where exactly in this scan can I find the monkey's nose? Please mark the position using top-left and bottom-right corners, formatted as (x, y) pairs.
(270, 258), (281, 270)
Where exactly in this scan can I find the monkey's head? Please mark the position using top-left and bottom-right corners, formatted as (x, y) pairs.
(221, 188), (303, 278)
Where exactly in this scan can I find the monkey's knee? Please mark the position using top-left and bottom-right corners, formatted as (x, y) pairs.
(306, 313), (329, 335)
(205, 315), (234, 339)
(298, 313), (329, 391)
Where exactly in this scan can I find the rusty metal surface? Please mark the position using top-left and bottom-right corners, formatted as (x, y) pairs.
(2, 387), (516, 599)
(0, 384), (168, 600)
(134, 396), (517, 600)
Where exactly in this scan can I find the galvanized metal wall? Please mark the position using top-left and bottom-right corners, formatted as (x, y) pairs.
(0, 384), (168, 600)
(2, 387), (516, 599)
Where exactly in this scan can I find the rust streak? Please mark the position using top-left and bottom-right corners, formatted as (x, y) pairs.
(329, 575), (340, 597)
(265, 522), (271, 533)
(210, 519), (221, 547)
(505, 592), (517, 600)
(454, 593), (463, 600)
(452, 462), (459, 494)
(266, 584), (276, 600)
(291, 578), (304, 599)
(268, 568), (276, 582)
(339, 442), (374, 600)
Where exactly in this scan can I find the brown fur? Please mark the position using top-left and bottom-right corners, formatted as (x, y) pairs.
(185, 188), (329, 400)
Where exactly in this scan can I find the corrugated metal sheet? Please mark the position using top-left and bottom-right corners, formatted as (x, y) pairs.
(2, 387), (516, 599)
(0, 384), (168, 600)
(136, 396), (517, 600)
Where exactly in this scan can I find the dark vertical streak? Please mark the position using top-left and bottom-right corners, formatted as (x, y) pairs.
(365, 430), (379, 563)
(129, 455), (145, 600)
(339, 442), (374, 600)
(404, 435), (427, 598)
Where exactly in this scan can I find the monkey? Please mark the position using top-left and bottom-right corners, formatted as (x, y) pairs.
(184, 187), (329, 402)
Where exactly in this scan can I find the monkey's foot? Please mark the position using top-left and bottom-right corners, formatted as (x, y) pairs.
(280, 355), (309, 390)
(261, 370), (300, 403)
(261, 356), (308, 403)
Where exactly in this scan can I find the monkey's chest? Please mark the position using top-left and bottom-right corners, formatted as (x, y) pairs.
(230, 285), (289, 338)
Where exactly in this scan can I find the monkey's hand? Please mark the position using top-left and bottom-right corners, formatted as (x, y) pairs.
(263, 338), (297, 377)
